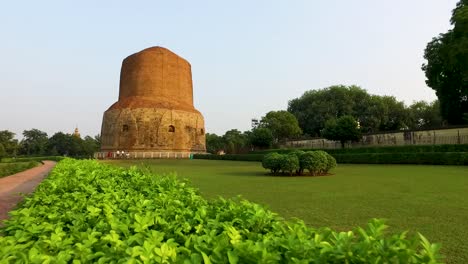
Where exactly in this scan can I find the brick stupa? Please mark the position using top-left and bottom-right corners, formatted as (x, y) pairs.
(99, 47), (206, 156)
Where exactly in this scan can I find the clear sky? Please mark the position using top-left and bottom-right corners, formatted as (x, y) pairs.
(0, 0), (459, 139)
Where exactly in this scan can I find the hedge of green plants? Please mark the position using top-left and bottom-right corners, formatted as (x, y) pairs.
(0, 159), (442, 263)
(194, 152), (468, 165)
(0, 156), (65, 163)
(250, 144), (468, 155)
(0, 161), (40, 178)
(333, 152), (468, 165)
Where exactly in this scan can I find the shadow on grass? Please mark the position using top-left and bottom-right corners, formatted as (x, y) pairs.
(219, 171), (269, 177)
(220, 171), (334, 178)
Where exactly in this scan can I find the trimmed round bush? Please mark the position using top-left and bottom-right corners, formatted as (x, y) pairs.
(262, 152), (283, 174)
(289, 150), (305, 174)
(317, 150), (337, 173)
(300, 151), (327, 175)
(279, 154), (300, 176)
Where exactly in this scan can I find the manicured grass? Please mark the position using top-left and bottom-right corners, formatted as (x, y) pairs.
(0, 161), (40, 178)
(104, 159), (468, 263)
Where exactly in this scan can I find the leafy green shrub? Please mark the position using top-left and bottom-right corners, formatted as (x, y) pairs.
(250, 144), (468, 155)
(288, 150), (305, 159)
(317, 150), (337, 173)
(1, 156), (66, 163)
(279, 154), (300, 176)
(262, 153), (283, 174)
(288, 150), (305, 174)
(334, 152), (468, 165)
(0, 159), (442, 263)
(0, 161), (40, 178)
(300, 151), (328, 175)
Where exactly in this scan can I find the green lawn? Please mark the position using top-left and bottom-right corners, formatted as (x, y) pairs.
(104, 159), (468, 264)
(0, 161), (40, 178)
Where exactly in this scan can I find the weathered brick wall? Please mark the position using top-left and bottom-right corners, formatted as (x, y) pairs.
(100, 47), (206, 153)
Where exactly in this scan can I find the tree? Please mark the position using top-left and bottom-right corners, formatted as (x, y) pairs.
(19, 129), (48, 156)
(378, 96), (410, 131)
(260, 110), (302, 142)
(0, 143), (6, 160)
(82, 136), (100, 157)
(322, 115), (361, 148)
(222, 129), (249, 154)
(0, 130), (18, 156)
(408, 100), (443, 129)
(422, 0), (468, 125)
(94, 134), (102, 148)
(46, 132), (100, 157)
(248, 127), (274, 149)
(205, 133), (225, 154)
(288, 85), (366, 136)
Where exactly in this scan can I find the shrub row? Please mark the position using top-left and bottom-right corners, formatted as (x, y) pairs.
(334, 152), (468, 165)
(0, 161), (40, 178)
(195, 152), (468, 165)
(262, 151), (336, 176)
(250, 144), (468, 155)
(0, 156), (66, 163)
(0, 159), (442, 263)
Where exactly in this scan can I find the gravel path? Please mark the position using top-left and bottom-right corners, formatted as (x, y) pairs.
(0, 160), (56, 222)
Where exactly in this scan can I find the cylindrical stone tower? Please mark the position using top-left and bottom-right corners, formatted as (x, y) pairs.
(99, 47), (206, 156)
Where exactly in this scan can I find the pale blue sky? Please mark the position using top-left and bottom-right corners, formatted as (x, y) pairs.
(0, 0), (459, 138)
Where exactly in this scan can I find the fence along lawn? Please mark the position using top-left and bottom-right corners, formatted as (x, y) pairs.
(105, 159), (468, 264)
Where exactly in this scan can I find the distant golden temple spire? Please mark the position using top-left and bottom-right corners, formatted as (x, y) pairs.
(73, 126), (81, 138)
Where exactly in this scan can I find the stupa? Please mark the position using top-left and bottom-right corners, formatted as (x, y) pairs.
(99, 47), (206, 157)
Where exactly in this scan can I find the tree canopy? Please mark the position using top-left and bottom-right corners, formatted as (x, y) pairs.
(422, 0), (468, 124)
(205, 133), (225, 154)
(322, 115), (362, 148)
(0, 130), (18, 156)
(223, 129), (249, 154)
(19, 129), (49, 156)
(260, 110), (302, 142)
(248, 127), (274, 149)
(287, 85), (442, 136)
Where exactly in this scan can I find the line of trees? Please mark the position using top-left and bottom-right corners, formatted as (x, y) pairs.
(206, 110), (302, 154)
(0, 129), (100, 159)
(206, 86), (447, 154)
(287, 85), (444, 137)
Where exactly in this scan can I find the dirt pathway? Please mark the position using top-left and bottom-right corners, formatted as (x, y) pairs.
(0, 160), (56, 222)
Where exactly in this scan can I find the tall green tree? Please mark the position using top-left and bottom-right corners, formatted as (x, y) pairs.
(0, 143), (6, 160)
(205, 133), (225, 154)
(223, 129), (249, 154)
(422, 0), (468, 124)
(408, 100), (443, 129)
(19, 129), (48, 156)
(82, 136), (100, 157)
(260, 110), (302, 142)
(288, 85), (362, 136)
(46, 132), (100, 157)
(248, 127), (274, 149)
(0, 130), (18, 156)
(379, 96), (410, 131)
(322, 115), (361, 148)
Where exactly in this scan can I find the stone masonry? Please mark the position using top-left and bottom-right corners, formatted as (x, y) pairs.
(99, 47), (206, 155)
